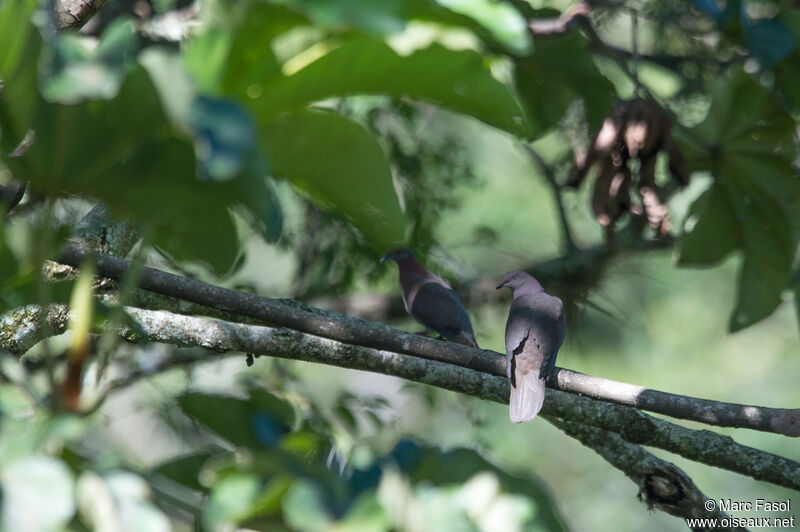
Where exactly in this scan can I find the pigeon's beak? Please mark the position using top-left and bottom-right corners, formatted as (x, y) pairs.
(496, 280), (507, 289)
(380, 255), (388, 264)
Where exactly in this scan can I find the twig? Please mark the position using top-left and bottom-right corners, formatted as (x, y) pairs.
(520, 144), (577, 252)
(630, 8), (641, 97)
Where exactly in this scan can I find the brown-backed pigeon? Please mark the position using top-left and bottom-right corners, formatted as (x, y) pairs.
(381, 248), (478, 348)
(497, 270), (565, 423)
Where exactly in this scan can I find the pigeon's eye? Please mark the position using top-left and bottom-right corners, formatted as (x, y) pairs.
(512, 274), (518, 280)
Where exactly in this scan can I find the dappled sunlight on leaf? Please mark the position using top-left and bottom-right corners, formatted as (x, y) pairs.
(678, 70), (800, 331)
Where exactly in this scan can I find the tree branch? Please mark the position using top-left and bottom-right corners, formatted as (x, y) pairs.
(54, 0), (108, 30)
(16, 294), (800, 494)
(549, 418), (744, 528)
(54, 244), (800, 438)
(0, 304), (70, 357)
(555, 369), (800, 438)
(83, 308), (738, 526)
(113, 307), (800, 492)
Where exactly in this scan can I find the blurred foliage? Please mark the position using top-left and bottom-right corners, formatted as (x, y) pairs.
(0, 0), (799, 530)
(0, 384), (565, 531)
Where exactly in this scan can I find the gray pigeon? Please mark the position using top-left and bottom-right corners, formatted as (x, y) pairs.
(497, 270), (565, 423)
(381, 248), (478, 348)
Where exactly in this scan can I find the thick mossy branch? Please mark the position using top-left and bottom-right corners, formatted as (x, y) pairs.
(55, 244), (800, 438)
(120, 307), (800, 492)
(0, 304), (69, 356)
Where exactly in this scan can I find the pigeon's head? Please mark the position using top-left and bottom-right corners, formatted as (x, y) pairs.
(496, 270), (542, 293)
(381, 247), (415, 264)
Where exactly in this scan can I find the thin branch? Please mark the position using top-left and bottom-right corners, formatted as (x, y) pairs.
(630, 8), (641, 97)
(519, 144), (577, 253)
(54, 244), (800, 438)
(319, 235), (671, 322)
(113, 308), (800, 492)
(57, 244), (504, 375)
(555, 369), (800, 439)
(517, 1), (594, 36)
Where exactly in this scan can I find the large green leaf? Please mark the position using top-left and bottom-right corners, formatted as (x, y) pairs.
(3, 67), (240, 273)
(178, 390), (295, 449)
(183, 10), (287, 98)
(153, 453), (211, 492)
(0, 0), (42, 151)
(514, 32), (616, 138)
(250, 35), (527, 137)
(678, 185), (739, 266)
(261, 109), (407, 251)
(144, 48), (283, 242)
(2, 14), (283, 271)
(678, 71), (800, 331)
(270, 0), (405, 34)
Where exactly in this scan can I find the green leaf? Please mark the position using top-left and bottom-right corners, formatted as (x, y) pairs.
(282, 479), (333, 532)
(386, 441), (566, 531)
(204, 473), (263, 530)
(774, 54), (800, 110)
(251, 35), (527, 137)
(189, 95), (261, 182)
(77, 471), (170, 532)
(183, 3), (300, 98)
(143, 48), (283, 242)
(430, 0), (530, 53)
(261, 109), (406, 251)
(153, 453), (211, 492)
(677, 185), (739, 265)
(514, 32), (615, 138)
(271, 0), (405, 34)
(3, 63), (241, 272)
(178, 390), (294, 448)
(678, 70), (800, 331)
(743, 15), (797, 69)
(1, 455), (76, 531)
(40, 18), (139, 103)
(0, 0), (42, 150)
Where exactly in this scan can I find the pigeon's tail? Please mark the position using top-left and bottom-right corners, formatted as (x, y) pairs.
(509, 371), (545, 423)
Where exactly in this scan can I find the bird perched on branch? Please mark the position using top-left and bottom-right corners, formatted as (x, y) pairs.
(381, 248), (478, 348)
(497, 270), (565, 423)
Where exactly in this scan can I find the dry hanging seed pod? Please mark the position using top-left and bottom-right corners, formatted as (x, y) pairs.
(567, 98), (689, 240)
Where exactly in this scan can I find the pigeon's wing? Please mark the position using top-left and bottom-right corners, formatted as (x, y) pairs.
(527, 294), (565, 379)
(410, 282), (477, 347)
(540, 302), (565, 379)
(505, 294), (565, 423)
